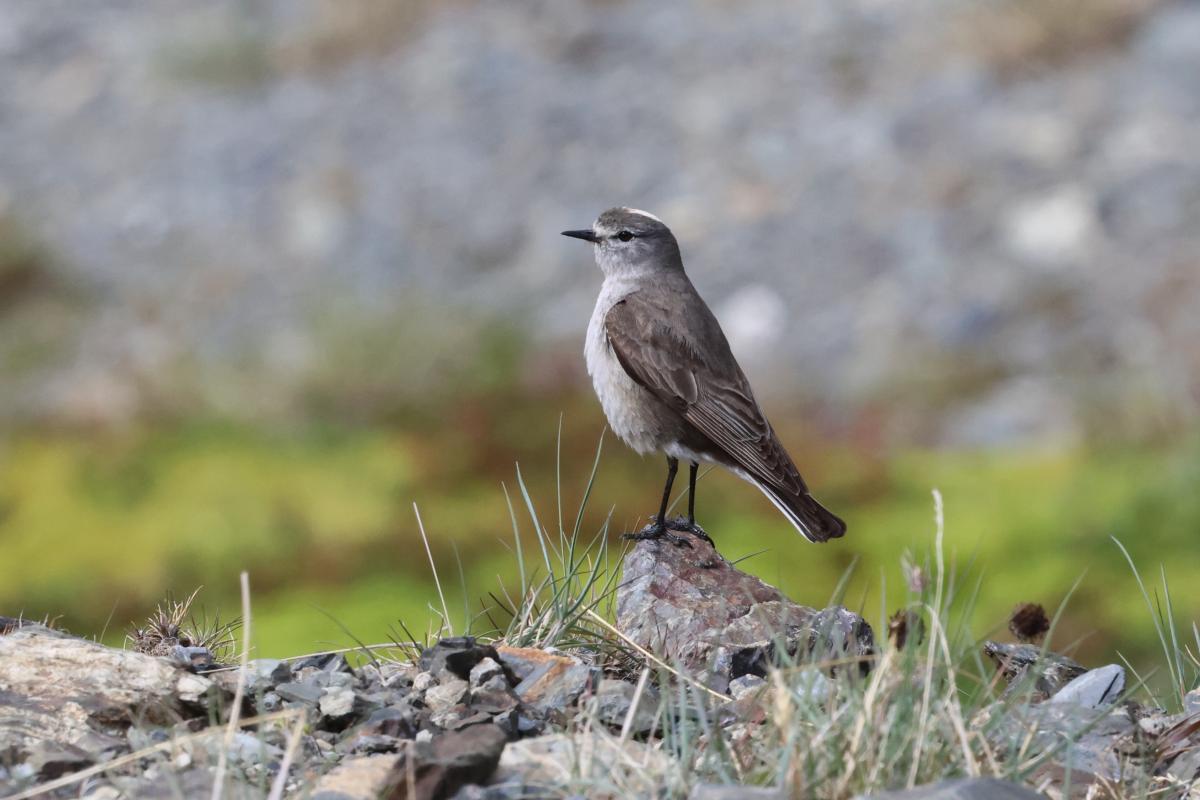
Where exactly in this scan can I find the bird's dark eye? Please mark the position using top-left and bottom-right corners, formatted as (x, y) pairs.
(616, 230), (635, 242)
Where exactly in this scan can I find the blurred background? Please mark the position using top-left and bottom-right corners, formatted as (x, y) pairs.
(1, 0), (1197, 667)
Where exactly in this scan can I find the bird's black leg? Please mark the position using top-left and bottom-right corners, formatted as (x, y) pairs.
(668, 462), (715, 546)
(687, 461), (698, 524)
(623, 457), (692, 547)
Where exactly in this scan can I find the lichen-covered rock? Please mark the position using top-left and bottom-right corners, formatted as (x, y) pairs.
(0, 626), (215, 757)
(382, 724), (507, 800)
(312, 753), (402, 800)
(495, 646), (598, 716)
(489, 733), (670, 796)
(616, 531), (874, 690)
(1048, 664), (1125, 709)
(982, 641), (1089, 701)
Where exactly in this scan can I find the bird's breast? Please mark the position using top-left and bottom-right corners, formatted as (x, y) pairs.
(585, 291), (669, 455)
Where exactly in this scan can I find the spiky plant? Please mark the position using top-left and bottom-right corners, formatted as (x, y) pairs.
(126, 587), (241, 663)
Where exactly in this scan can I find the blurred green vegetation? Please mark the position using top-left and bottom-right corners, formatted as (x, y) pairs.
(0, 402), (1196, 670)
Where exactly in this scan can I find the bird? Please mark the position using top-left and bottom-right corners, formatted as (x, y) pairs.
(562, 207), (846, 547)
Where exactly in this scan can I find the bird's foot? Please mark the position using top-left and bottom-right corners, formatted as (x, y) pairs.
(623, 518), (693, 548)
(667, 517), (715, 547)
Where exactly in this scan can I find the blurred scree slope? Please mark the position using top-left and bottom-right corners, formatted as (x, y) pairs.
(0, 0), (1197, 659)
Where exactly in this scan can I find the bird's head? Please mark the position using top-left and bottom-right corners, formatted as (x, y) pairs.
(562, 207), (683, 279)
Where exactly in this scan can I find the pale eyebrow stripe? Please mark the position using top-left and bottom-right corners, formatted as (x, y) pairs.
(622, 207), (663, 223)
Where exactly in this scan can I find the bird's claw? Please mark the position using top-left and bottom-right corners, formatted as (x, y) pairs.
(623, 519), (693, 548)
(666, 517), (715, 547)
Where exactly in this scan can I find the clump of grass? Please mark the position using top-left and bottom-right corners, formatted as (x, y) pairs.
(126, 586), (241, 663)
(1113, 537), (1200, 713)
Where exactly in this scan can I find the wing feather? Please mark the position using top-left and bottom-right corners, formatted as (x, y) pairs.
(603, 291), (807, 498)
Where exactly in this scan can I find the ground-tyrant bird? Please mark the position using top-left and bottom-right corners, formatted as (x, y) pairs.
(563, 207), (847, 547)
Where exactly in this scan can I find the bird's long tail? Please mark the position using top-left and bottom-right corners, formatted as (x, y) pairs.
(753, 480), (847, 543)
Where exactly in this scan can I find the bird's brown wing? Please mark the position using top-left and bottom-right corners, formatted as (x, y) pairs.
(603, 290), (808, 500)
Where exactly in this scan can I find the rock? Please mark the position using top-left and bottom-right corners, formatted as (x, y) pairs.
(293, 653), (352, 674)
(175, 673), (214, 705)
(357, 706), (419, 740)
(591, 678), (658, 735)
(0, 627), (214, 756)
(729, 675), (766, 701)
(468, 686), (520, 716)
(248, 658), (295, 689)
(25, 740), (94, 779)
(494, 646), (597, 716)
(1185, 688), (1200, 716)
(690, 786), (787, 800)
(277, 681), (324, 705)
(982, 702), (1148, 793)
(312, 753), (402, 800)
(383, 724), (507, 800)
(320, 685), (359, 723)
(490, 733), (669, 795)
(469, 658), (506, 688)
(854, 777), (1043, 799)
(414, 672), (439, 695)
(617, 532), (873, 689)
(1048, 664), (1125, 709)
(805, 607), (876, 671)
(377, 662), (418, 689)
(109, 766), (227, 799)
(982, 641), (1088, 701)
(227, 732), (283, 765)
(426, 679), (470, 714)
(492, 707), (544, 739)
(169, 645), (217, 673)
(349, 734), (403, 755)
(260, 691), (283, 713)
(422, 638), (513, 685)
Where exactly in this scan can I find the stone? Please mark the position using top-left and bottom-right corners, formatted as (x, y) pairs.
(293, 653), (352, 674)
(0, 627), (211, 756)
(495, 646), (597, 715)
(690, 786), (787, 800)
(413, 672), (438, 694)
(175, 673), (214, 705)
(426, 678), (470, 714)
(982, 641), (1088, 701)
(729, 675), (766, 701)
(383, 724), (507, 800)
(1048, 664), (1124, 709)
(25, 740), (94, 779)
(854, 777), (1043, 799)
(421, 638), (513, 684)
(490, 733), (670, 795)
(349, 734), (403, 755)
(1184, 687), (1200, 716)
(169, 645), (217, 672)
(109, 766), (227, 799)
(320, 685), (359, 722)
(242, 658), (294, 691)
(591, 678), (658, 735)
(492, 707), (544, 739)
(312, 753), (402, 800)
(276, 681), (324, 705)
(616, 532), (873, 689)
(469, 658), (505, 688)
(981, 702), (1149, 793)
(357, 706), (418, 740)
(378, 662), (418, 689)
(226, 732), (283, 765)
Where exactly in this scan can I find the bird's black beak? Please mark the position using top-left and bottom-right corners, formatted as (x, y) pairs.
(562, 229), (599, 243)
